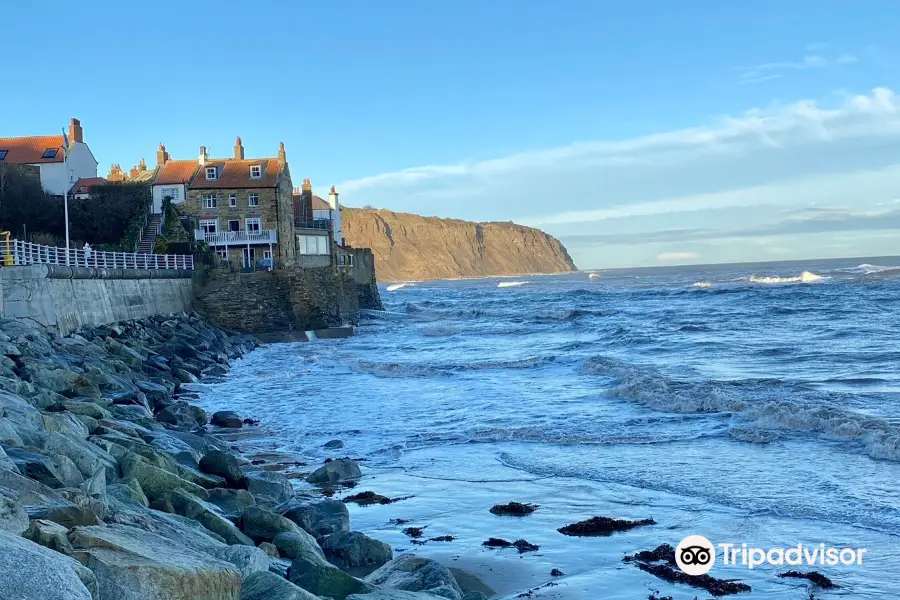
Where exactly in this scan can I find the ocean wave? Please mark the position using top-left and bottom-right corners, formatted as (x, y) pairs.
(352, 361), (446, 378)
(497, 281), (529, 288)
(749, 271), (826, 284)
(588, 273), (601, 280)
(836, 263), (898, 275)
(421, 324), (460, 337)
(532, 308), (618, 323)
(693, 281), (712, 289)
(352, 355), (557, 378)
(386, 283), (414, 292)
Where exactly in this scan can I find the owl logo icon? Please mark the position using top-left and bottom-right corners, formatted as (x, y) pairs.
(675, 535), (715, 575)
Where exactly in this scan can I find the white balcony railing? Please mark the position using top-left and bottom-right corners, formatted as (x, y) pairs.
(4, 240), (193, 270)
(194, 229), (278, 245)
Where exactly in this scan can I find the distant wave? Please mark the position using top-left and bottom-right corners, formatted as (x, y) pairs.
(421, 324), (460, 337)
(353, 355), (557, 378)
(749, 271), (826, 284)
(386, 283), (413, 292)
(532, 308), (618, 323)
(836, 263), (898, 275)
(498, 281), (528, 288)
(693, 281), (712, 289)
(588, 273), (601, 280)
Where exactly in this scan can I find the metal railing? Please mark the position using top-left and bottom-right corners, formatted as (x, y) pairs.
(194, 229), (278, 245)
(4, 239), (194, 270)
(295, 219), (331, 230)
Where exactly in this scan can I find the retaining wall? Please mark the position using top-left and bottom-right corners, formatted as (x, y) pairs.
(0, 264), (194, 336)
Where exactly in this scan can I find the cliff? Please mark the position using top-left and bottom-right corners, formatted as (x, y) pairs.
(342, 208), (577, 282)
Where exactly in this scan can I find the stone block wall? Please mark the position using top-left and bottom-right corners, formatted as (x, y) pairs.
(348, 248), (383, 310)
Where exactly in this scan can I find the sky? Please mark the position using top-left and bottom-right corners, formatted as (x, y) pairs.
(3, 1), (900, 268)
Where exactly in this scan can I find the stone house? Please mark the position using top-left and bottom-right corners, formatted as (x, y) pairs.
(184, 139), (297, 270)
(151, 147), (198, 214)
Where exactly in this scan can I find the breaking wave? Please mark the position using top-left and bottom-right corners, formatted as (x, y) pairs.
(421, 324), (460, 337)
(693, 281), (712, 289)
(749, 271), (826, 284)
(386, 283), (414, 292)
(497, 281), (528, 288)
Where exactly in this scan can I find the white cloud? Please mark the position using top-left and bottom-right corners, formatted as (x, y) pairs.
(656, 252), (699, 261)
(735, 52), (858, 85)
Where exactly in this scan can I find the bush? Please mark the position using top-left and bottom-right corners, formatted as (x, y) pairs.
(154, 236), (169, 254)
(0, 165), (65, 238)
(69, 183), (151, 248)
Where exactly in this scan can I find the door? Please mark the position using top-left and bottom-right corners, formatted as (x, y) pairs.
(242, 247), (256, 269)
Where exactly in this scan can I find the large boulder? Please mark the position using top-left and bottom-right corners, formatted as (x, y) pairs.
(42, 432), (118, 481)
(156, 401), (208, 429)
(27, 503), (102, 528)
(241, 506), (305, 543)
(3, 446), (69, 487)
(365, 555), (464, 600)
(279, 498), (350, 540)
(322, 531), (392, 573)
(208, 488), (256, 519)
(240, 570), (320, 600)
(70, 524), (242, 600)
(164, 488), (254, 547)
(200, 450), (246, 488)
(0, 486), (28, 535)
(211, 411), (243, 429)
(306, 459), (361, 485)
(245, 470), (293, 504)
(272, 530), (325, 561)
(121, 455), (208, 501)
(288, 549), (369, 600)
(0, 529), (93, 600)
(25, 518), (74, 554)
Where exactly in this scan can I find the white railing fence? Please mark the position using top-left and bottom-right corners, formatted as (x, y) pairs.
(194, 230), (278, 245)
(4, 240), (194, 270)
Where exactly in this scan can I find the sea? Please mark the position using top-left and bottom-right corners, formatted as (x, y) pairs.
(193, 256), (900, 599)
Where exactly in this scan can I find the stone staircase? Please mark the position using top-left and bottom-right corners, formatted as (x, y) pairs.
(137, 213), (163, 253)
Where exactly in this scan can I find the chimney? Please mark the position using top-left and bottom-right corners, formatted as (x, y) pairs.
(328, 185), (343, 245)
(199, 145), (209, 166)
(69, 118), (83, 144)
(328, 185), (339, 209)
(278, 142), (286, 163)
(129, 166), (139, 179)
(138, 158), (147, 171)
(234, 136), (245, 160)
(301, 177), (312, 192)
(156, 144), (169, 166)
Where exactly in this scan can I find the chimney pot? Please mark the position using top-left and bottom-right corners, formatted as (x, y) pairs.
(278, 142), (286, 163)
(234, 136), (245, 160)
(156, 144), (169, 167)
(69, 118), (83, 144)
(199, 146), (208, 166)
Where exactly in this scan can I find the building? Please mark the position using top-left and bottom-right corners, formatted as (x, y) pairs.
(184, 138), (297, 270)
(150, 145), (197, 214)
(0, 118), (98, 196)
(70, 177), (108, 200)
(292, 180), (344, 267)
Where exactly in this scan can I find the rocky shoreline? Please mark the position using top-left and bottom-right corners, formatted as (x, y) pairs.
(0, 312), (482, 600)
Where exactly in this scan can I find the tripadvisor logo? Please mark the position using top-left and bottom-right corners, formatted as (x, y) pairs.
(675, 536), (868, 575)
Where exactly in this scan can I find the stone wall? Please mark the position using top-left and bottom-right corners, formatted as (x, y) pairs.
(348, 248), (383, 310)
(1, 264), (193, 336)
(193, 266), (360, 339)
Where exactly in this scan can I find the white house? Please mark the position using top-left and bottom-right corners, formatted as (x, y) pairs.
(0, 118), (98, 196)
(149, 144), (198, 214)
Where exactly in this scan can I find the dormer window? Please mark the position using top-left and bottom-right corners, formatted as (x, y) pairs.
(250, 165), (262, 179)
(42, 148), (58, 159)
(0, 150), (7, 160)
(205, 166), (217, 180)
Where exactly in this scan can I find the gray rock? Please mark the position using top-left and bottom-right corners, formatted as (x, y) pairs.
(28, 503), (102, 528)
(365, 555), (464, 600)
(61, 401), (112, 420)
(108, 482), (149, 507)
(41, 412), (91, 439)
(322, 531), (393, 572)
(211, 410), (243, 428)
(150, 498), (176, 513)
(216, 544), (270, 579)
(200, 450), (246, 488)
(258, 541), (279, 558)
(110, 403), (154, 421)
(0, 529), (93, 600)
(241, 506), (305, 543)
(272, 530), (326, 561)
(306, 459), (361, 485)
(348, 591), (450, 600)
(245, 470), (293, 504)
(164, 488), (254, 547)
(323, 439), (344, 449)
(42, 431), (118, 480)
(156, 401), (208, 429)
(0, 419), (23, 446)
(53, 453), (87, 487)
(241, 571), (321, 600)
(80, 468), (107, 499)
(462, 592), (488, 600)
(178, 463), (227, 489)
(122, 455), (208, 501)
(3, 446), (68, 487)
(25, 518), (74, 553)
(0, 486), (28, 534)
(69, 524), (242, 600)
(289, 548), (369, 600)
(0, 445), (17, 473)
(208, 488), (256, 518)
(279, 498), (350, 540)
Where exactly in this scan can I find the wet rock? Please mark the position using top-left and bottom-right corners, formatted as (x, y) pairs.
(28, 503), (102, 528)
(365, 555), (463, 600)
(0, 487), (28, 534)
(625, 545), (751, 596)
(241, 506), (307, 544)
(481, 538), (539, 554)
(778, 570), (840, 589)
(25, 518), (74, 554)
(258, 542), (279, 558)
(279, 498), (350, 540)
(0, 529), (93, 600)
(557, 515), (656, 537)
(164, 488), (254, 547)
(156, 401), (208, 429)
(200, 450), (247, 488)
(322, 531), (393, 572)
(550, 568), (565, 577)
(624, 543), (675, 564)
(208, 488), (256, 519)
(403, 527), (424, 538)
(482, 537), (512, 548)
(324, 439), (345, 449)
(489, 501), (538, 516)
(150, 498), (176, 513)
(245, 470), (293, 504)
(108, 482), (149, 507)
(272, 530), (326, 561)
(306, 458), (361, 485)
(211, 410), (243, 428)
(3, 446), (68, 487)
(241, 570), (321, 600)
(122, 456), (209, 501)
(288, 548), (369, 600)
(462, 593), (487, 600)
(344, 491), (394, 506)
(42, 431), (118, 481)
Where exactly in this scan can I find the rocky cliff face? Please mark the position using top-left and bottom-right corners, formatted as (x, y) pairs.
(342, 208), (577, 282)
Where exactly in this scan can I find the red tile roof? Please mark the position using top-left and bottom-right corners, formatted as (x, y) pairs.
(311, 194), (331, 211)
(71, 177), (107, 195)
(0, 135), (65, 164)
(153, 160), (199, 185)
(189, 158), (281, 189)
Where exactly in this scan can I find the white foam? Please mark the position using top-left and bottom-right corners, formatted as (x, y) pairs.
(588, 273), (601, 280)
(386, 283), (413, 292)
(749, 271), (826, 284)
(421, 324), (460, 337)
(497, 281), (528, 288)
(693, 281), (712, 289)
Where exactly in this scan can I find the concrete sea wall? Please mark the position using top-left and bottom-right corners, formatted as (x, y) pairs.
(0, 264), (193, 336)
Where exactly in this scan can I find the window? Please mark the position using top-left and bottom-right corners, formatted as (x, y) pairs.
(202, 194), (217, 209)
(250, 165), (262, 178)
(0, 150), (7, 160)
(248, 193), (259, 207)
(215, 249), (227, 262)
(42, 148), (58, 159)
(161, 187), (181, 201)
(229, 194), (236, 207)
(263, 250), (272, 260)
(245, 218), (261, 232)
(338, 254), (346, 266)
(205, 166), (217, 180)
(347, 253), (353, 266)
(297, 234), (329, 255)
(200, 219), (218, 234)
(228, 220), (240, 232)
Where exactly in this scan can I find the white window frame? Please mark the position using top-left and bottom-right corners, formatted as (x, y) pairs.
(227, 219), (240, 232)
(347, 253), (353, 266)
(202, 193), (217, 209)
(297, 234), (330, 255)
(263, 250), (272, 260)
(250, 165), (262, 179)
(199, 219), (218, 234)
(215, 248), (227, 262)
(205, 166), (217, 180)
(229, 194), (236, 207)
(161, 186), (181, 201)
(248, 193), (259, 207)
(245, 218), (262, 232)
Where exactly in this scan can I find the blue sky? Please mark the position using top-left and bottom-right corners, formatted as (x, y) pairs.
(3, 1), (900, 268)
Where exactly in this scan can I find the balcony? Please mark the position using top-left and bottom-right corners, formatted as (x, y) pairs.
(194, 229), (278, 245)
(295, 218), (331, 231)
